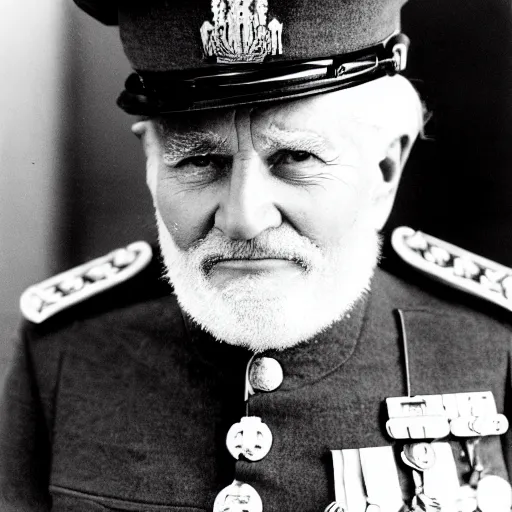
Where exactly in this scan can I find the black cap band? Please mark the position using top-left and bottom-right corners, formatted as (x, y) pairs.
(118, 34), (409, 114)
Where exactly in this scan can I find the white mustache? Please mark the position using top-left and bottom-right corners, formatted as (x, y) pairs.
(188, 227), (321, 275)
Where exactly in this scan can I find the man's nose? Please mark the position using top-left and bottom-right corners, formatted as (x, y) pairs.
(215, 151), (282, 240)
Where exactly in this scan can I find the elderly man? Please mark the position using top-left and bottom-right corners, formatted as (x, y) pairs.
(1, 1), (511, 511)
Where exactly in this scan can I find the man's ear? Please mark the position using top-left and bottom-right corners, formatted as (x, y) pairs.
(132, 120), (160, 199)
(371, 134), (413, 230)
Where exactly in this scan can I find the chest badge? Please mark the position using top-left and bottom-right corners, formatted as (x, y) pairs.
(226, 416), (273, 462)
(213, 480), (263, 512)
(200, 0), (283, 63)
(386, 391), (509, 440)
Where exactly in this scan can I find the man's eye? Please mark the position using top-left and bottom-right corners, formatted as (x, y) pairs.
(269, 150), (321, 172)
(177, 155), (217, 168)
(174, 154), (230, 174)
(288, 151), (313, 162)
(268, 150), (327, 186)
(170, 154), (230, 186)
(274, 150), (315, 165)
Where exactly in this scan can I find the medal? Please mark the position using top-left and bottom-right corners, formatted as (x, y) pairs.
(386, 310), (511, 512)
(226, 416), (273, 462)
(325, 447), (403, 512)
(476, 475), (512, 512)
(401, 443), (441, 511)
(454, 485), (478, 512)
(213, 480), (263, 512)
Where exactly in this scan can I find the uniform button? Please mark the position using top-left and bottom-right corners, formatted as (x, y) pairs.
(226, 416), (272, 462)
(249, 357), (283, 392)
(213, 480), (263, 512)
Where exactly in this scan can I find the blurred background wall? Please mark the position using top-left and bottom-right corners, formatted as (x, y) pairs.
(0, 2), (154, 339)
(62, 7), (153, 269)
(389, 0), (512, 264)
(1, 0), (69, 342)
(2, 0), (512, 345)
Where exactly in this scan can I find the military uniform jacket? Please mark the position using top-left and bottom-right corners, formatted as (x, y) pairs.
(0, 251), (511, 512)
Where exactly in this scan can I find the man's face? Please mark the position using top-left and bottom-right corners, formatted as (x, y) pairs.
(142, 81), (405, 351)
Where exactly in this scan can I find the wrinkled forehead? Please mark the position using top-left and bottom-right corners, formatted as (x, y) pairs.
(155, 85), (383, 149)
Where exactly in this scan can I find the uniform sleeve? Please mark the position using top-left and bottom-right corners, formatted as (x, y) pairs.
(0, 323), (52, 511)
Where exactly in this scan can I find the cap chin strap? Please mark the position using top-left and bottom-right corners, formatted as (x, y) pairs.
(117, 34), (409, 115)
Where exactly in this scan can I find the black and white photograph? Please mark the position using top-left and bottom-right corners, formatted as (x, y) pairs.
(1, 1), (512, 510)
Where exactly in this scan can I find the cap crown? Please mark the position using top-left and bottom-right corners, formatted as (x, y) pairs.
(75, 0), (406, 72)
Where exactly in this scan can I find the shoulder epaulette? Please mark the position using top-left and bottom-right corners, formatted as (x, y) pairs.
(392, 226), (512, 311)
(20, 241), (153, 324)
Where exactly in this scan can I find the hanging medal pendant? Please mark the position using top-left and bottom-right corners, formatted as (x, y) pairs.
(226, 416), (273, 462)
(213, 480), (263, 512)
(225, 357), (274, 462)
(465, 438), (484, 489)
(214, 356), (279, 512)
(461, 439), (512, 512)
(476, 475), (512, 512)
(401, 443), (440, 511)
(454, 439), (480, 512)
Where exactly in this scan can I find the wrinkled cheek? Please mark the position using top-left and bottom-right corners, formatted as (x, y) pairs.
(155, 183), (190, 251)
(340, 193), (376, 241)
(311, 188), (365, 249)
(155, 172), (215, 251)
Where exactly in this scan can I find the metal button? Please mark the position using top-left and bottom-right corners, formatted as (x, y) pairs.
(249, 357), (283, 392)
(226, 416), (272, 462)
(213, 480), (263, 512)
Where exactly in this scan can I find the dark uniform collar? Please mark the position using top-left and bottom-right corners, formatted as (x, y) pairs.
(181, 273), (374, 390)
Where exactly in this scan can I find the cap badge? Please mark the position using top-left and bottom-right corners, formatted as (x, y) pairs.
(200, 0), (283, 64)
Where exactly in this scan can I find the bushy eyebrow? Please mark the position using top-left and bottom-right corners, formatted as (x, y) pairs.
(161, 130), (231, 163)
(159, 124), (332, 163)
(257, 124), (333, 155)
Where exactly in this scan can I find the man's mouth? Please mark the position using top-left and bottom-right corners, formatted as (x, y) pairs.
(202, 256), (308, 275)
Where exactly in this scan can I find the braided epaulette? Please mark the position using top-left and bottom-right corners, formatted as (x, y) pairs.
(20, 241), (153, 324)
(392, 226), (512, 311)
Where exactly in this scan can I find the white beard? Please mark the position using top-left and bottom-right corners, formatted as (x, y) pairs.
(156, 210), (380, 352)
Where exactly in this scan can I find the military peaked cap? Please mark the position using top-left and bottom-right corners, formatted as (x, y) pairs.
(73, 0), (410, 114)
